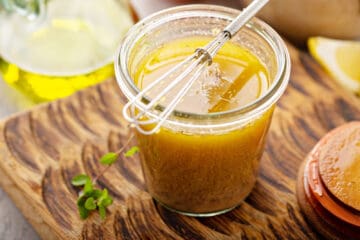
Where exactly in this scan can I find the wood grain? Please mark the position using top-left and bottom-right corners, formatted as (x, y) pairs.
(0, 43), (359, 240)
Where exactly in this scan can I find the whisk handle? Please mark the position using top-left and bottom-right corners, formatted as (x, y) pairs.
(223, 0), (269, 37)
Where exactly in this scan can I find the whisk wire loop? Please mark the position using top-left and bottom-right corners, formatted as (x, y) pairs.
(122, 54), (195, 123)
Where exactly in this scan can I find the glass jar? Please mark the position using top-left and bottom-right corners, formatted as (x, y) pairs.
(115, 4), (290, 216)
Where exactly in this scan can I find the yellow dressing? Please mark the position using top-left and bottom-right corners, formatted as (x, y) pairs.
(132, 36), (274, 213)
(133, 37), (269, 114)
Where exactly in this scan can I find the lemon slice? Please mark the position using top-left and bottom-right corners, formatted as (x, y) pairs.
(308, 37), (360, 92)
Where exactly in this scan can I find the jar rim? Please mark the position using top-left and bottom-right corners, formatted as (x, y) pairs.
(114, 4), (291, 127)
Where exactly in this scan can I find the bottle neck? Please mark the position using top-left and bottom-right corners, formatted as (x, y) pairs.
(0, 0), (45, 20)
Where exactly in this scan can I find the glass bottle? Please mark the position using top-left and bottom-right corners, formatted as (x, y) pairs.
(0, 0), (134, 102)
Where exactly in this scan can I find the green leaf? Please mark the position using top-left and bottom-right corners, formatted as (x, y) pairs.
(99, 205), (106, 219)
(84, 197), (97, 210)
(73, 149), (133, 220)
(83, 179), (93, 194)
(124, 146), (140, 157)
(71, 174), (90, 186)
(102, 189), (109, 198)
(88, 189), (102, 199)
(78, 205), (89, 219)
(100, 152), (118, 165)
(77, 195), (89, 219)
(101, 196), (113, 207)
(77, 195), (87, 207)
(97, 189), (109, 205)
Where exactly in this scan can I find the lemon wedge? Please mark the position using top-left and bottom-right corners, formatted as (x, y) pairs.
(308, 37), (360, 92)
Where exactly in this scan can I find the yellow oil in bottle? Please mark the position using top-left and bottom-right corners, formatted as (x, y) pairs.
(0, 0), (134, 102)
(0, 57), (114, 103)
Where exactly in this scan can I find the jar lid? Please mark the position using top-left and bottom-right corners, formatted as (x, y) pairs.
(318, 122), (360, 211)
(297, 122), (360, 239)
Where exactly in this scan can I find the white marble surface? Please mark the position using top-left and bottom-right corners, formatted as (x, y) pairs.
(0, 77), (39, 239)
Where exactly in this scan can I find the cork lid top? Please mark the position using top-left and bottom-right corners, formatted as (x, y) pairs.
(318, 122), (360, 211)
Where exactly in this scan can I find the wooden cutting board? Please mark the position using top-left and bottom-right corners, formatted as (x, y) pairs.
(0, 42), (359, 239)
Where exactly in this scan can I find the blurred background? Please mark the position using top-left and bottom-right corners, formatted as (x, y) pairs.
(133, 0), (360, 44)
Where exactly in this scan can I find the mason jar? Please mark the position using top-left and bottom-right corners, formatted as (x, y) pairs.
(115, 4), (290, 217)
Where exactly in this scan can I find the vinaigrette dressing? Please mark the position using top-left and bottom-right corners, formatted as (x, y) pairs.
(132, 36), (275, 213)
(134, 37), (269, 114)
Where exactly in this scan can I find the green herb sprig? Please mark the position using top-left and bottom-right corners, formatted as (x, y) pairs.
(71, 135), (139, 220)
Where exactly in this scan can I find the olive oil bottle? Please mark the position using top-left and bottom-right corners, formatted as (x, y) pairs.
(0, 0), (134, 102)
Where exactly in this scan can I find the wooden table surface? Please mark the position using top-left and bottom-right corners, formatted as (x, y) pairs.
(0, 0), (360, 240)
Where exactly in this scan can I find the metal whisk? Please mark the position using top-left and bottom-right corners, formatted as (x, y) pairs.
(123, 0), (269, 135)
